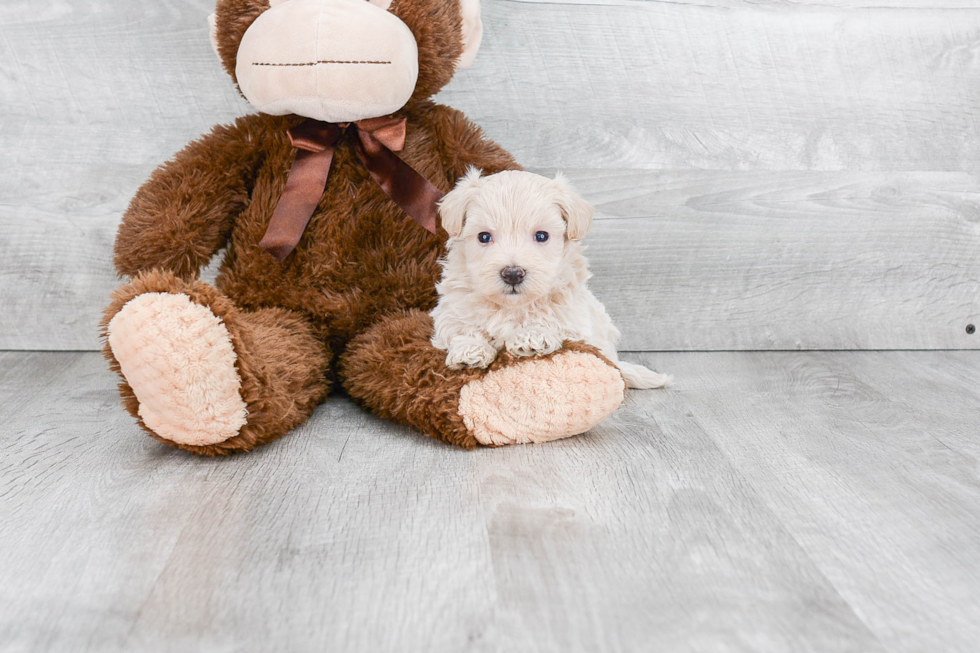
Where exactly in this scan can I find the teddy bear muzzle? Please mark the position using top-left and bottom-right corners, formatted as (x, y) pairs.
(235, 0), (420, 123)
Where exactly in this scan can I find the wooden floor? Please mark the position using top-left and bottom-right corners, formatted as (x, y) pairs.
(2, 350), (978, 652)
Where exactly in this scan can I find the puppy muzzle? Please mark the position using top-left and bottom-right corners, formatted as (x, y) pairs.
(500, 266), (526, 287)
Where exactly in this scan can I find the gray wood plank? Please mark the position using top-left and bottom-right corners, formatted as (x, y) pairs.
(629, 350), (980, 653)
(3, 350), (980, 651)
(827, 350), (980, 462)
(474, 408), (882, 653)
(0, 0), (247, 353)
(450, 0), (980, 171)
(518, 0), (980, 7)
(0, 352), (496, 652)
(576, 169), (980, 351)
(7, 0), (975, 178)
(0, 351), (85, 420)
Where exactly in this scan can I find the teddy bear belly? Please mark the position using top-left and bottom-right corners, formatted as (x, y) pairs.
(210, 141), (446, 346)
(213, 250), (442, 346)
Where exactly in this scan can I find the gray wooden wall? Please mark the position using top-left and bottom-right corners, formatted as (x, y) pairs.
(2, 0), (978, 351)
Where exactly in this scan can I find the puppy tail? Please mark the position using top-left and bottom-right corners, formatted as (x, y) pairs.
(616, 360), (672, 389)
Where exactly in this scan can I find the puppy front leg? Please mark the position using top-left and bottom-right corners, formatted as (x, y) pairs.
(505, 328), (564, 358)
(432, 309), (497, 370)
(445, 335), (497, 370)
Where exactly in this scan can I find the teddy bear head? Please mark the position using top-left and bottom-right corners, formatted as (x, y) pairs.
(209, 0), (482, 123)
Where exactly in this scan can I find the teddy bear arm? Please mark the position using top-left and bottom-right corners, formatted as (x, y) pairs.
(114, 120), (266, 279)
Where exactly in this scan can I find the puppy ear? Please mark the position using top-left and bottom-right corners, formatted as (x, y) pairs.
(552, 173), (594, 241)
(439, 167), (484, 237)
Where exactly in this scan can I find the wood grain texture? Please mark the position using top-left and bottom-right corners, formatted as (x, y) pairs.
(575, 169), (980, 351)
(1, 0), (979, 350)
(630, 350), (980, 653)
(449, 0), (980, 171)
(515, 0), (980, 8)
(2, 350), (979, 651)
(0, 0), (246, 352)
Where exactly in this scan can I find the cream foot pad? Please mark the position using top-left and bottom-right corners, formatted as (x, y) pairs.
(107, 292), (248, 446)
(458, 351), (625, 446)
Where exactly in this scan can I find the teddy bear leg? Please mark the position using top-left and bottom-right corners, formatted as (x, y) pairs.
(102, 270), (331, 456)
(340, 310), (626, 449)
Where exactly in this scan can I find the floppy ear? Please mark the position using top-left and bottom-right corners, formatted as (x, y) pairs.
(552, 173), (594, 241)
(457, 0), (483, 70)
(439, 167), (484, 237)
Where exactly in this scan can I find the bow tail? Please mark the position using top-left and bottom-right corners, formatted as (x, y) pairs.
(260, 146), (336, 262)
(355, 129), (442, 235)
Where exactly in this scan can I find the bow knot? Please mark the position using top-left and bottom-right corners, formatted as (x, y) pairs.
(259, 116), (441, 262)
(288, 115), (408, 154)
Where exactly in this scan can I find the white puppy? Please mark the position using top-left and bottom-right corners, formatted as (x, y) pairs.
(430, 169), (670, 389)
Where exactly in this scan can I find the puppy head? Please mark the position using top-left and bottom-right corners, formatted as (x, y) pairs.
(438, 169), (594, 303)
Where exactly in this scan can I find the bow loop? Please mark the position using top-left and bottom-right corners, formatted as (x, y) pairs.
(354, 115), (408, 152)
(287, 120), (342, 153)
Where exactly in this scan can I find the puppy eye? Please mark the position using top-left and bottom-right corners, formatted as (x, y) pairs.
(478, 232), (493, 244)
(534, 231), (549, 243)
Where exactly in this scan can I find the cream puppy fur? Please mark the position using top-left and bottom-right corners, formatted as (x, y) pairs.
(431, 169), (670, 389)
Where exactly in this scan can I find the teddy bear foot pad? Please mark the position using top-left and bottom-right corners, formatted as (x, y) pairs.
(459, 350), (625, 446)
(107, 292), (248, 447)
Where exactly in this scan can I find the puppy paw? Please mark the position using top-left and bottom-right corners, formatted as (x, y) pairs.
(506, 331), (563, 358)
(446, 341), (497, 369)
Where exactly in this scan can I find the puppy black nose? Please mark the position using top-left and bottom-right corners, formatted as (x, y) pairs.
(501, 266), (526, 286)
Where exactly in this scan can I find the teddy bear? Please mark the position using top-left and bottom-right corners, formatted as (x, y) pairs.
(101, 0), (628, 455)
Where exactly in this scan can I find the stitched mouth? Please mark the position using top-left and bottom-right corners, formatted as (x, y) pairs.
(252, 60), (393, 67)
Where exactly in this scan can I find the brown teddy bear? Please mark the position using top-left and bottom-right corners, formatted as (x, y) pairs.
(101, 0), (627, 455)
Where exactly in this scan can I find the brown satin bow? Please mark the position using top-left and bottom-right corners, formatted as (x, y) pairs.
(259, 115), (443, 261)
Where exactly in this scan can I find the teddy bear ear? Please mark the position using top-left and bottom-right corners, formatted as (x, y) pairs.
(439, 167), (484, 237)
(552, 173), (594, 241)
(207, 13), (220, 59)
(457, 0), (483, 70)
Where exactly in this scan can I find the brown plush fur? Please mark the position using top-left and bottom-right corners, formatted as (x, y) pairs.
(104, 0), (618, 453)
(112, 100), (518, 349)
